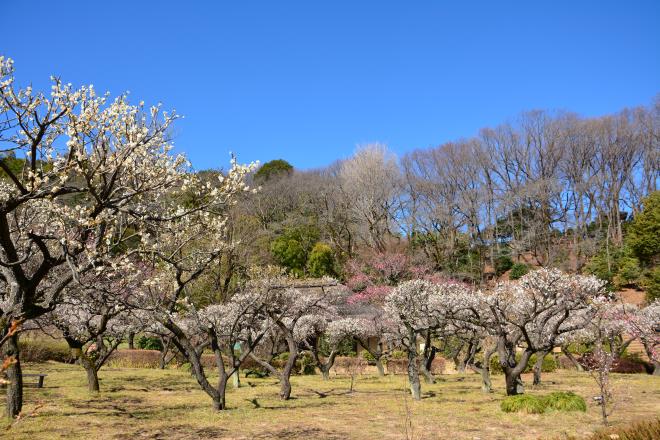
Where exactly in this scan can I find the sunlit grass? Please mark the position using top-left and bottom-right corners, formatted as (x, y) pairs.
(2, 362), (659, 439)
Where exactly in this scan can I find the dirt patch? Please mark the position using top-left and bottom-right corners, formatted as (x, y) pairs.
(116, 425), (227, 439)
(247, 427), (345, 440)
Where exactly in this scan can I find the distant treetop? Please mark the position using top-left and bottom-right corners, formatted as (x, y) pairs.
(254, 159), (293, 183)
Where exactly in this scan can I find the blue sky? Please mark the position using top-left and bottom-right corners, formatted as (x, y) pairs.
(2, 1), (659, 171)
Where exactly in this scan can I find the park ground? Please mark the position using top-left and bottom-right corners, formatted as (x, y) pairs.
(1, 363), (659, 439)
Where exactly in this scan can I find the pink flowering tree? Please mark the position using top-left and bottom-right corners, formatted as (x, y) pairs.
(345, 251), (436, 304)
(558, 299), (656, 425)
(578, 301), (623, 426)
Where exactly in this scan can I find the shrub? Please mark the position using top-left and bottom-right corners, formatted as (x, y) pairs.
(307, 242), (336, 277)
(579, 351), (649, 374)
(585, 418), (660, 440)
(298, 351), (316, 375)
(490, 353), (557, 374)
(18, 338), (71, 363)
(271, 352), (316, 375)
(389, 350), (407, 359)
(641, 266), (660, 302)
(541, 392), (586, 412)
(502, 392), (587, 414)
(270, 225), (320, 275)
(495, 255), (514, 276)
(509, 263), (529, 280)
(361, 350), (376, 363)
(500, 395), (546, 414)
(612, 255), (642, 287)
(533, 353), (558, 373)
(136, 336), (163, 351)
(558, 355), (580, 370)
(244, 368), (268, 378)
(319, 335), (354, 357)
(237, 356), (269, 375)
(626, 191), (660, 265)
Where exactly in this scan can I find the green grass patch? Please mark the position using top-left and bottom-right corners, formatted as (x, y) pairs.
(502, 391), (586, 414)
(500, 395), (546, 414)
(542, 391), (586, 412)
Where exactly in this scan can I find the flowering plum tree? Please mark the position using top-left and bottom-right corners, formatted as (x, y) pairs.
(248, 279), (341, 399)
(127, 160), (273, 410)
(384, 279), (470, 400)
(300, 315), (350, 380)
(617, 300), (659, 375)
(44, 262), (144, 392)
(0, 56), (188, 417)
(480, 269), (606, 395)
(347, 309), (392, 377)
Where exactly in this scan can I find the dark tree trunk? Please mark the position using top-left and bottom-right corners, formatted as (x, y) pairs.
(420, 363), (434, 384)
(280, 374), (292, 400)
(468, 346), (495, 393)
(479, 348), (495, 393)
(127, 332), (135, 350)
(86, 365), (100, 392)
(279, 350), (298, 400)
(213, 374), (229, 410)
(3, 333), (23, 418)
(532, 351), (549, 386)
(407, 350), (421, 401)
(420, 332), (436, 384)
(497, 339), (531, 396)
(505, 371), (524, 395)
(165, 323), (225, 411)
(356, 337), (386, 377)
(480, 362), (492, 393)
(159, 351), (170, 370)
(159, 337), (172, 369)
(453, 355), (466, 373)
(406, 328), (421, 401)
(315, 351), (337, 381)
(73, 348), (100, 392)
(641, 341), (659, 376)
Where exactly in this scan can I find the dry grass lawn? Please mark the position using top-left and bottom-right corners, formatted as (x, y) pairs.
(1, 362), (659, 439)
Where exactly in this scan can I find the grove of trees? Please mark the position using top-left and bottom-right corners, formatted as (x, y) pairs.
(1, 55), (658, 429)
